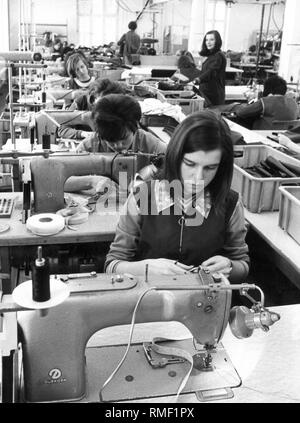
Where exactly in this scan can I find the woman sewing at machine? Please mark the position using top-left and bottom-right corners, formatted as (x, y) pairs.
(232, 75), (298, 130)
(57, 79), (129, 140)
(105, 110), (249, 283)
(65, 52), (95, 90)
(64, 94), (167, 193)
(76, 94), (166, 154)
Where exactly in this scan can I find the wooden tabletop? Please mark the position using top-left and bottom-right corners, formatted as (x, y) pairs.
(0, 192), (119, 247)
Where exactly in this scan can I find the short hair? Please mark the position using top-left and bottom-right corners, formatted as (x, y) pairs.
(199, 30), (223, 57)
(92, 94), (142, 142)
(162, 110), (233, 212)
(128, 21), (137, 31)
(66, 52), (89, 78)
(263, 76), (287, 96)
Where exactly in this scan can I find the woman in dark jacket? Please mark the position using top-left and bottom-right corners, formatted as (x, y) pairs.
(198, 30), (226, 106)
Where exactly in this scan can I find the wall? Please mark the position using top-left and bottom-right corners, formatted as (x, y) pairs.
(158, 0), (192, 54)
(279, 0), (300, 83)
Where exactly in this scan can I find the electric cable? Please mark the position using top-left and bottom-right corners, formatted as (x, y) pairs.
(272, 2), (284, 33)
(99, 287), (156, 402)
(136, 0), (151, 21)
(59, 111), (88, 126)
(98, 285), (195, 403)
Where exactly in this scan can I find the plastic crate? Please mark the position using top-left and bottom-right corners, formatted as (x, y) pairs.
(90, 68), (123, 81)
(155, 90), (205, 115)
(232, 145), (300, 213)
(278, 186), (300, 245)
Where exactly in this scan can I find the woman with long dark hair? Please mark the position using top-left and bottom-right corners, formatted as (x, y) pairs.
(198, 30), (226, 106)
(105, 110), (249, 282)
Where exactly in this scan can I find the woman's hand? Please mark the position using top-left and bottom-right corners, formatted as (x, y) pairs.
(142, 259), (194, 276)
(201, 255), (232, 278)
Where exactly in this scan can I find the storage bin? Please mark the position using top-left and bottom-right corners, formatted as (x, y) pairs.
(90, 68), (123, 81)
(278, 186), (300, 245)
(155, 90), (205, 115)
(232, 145), (300, 213)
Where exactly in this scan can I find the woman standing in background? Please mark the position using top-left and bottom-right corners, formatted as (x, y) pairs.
(198, 30), (226, 106)
(118, 21), (141, 65)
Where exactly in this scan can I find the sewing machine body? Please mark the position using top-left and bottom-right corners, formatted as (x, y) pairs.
(16, 271), (232, 403)
(35, 110), (94, 144)
(30, 153), (150, 212)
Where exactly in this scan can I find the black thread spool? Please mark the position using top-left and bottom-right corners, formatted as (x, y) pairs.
(32, 247), (50, 302)
(41, 91), (47, 104)
(42, 133), (51, 149)
(30, 127), (35, 148)
(22, 181), (31, 223)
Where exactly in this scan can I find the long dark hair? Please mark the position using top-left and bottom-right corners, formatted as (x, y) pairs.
(162, 110), (233, 212)
(199, 30), (223, 57)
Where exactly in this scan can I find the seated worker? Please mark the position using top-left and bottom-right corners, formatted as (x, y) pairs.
(104, 110), (250, 283)
(260, 48), (275, 67)
(64, 94), (167, 193)
(76, 94), (167, 155)
(228, 76), (298, 130)
(68, 78), (129, 111)
(65, 52), (95, 90)
(51, 38), (64, 61)
(57, 79), (129, 140)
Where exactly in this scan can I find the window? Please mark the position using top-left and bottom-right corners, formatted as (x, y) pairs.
(78, 0), (118, 46)
(205, 0), (226, 40)
(0, 0), (9, 50)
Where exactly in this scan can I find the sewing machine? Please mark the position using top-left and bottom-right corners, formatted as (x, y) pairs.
(30, 152), (158, 213)
(34, 110), (93, 145)
(1, 267), (280, 403)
